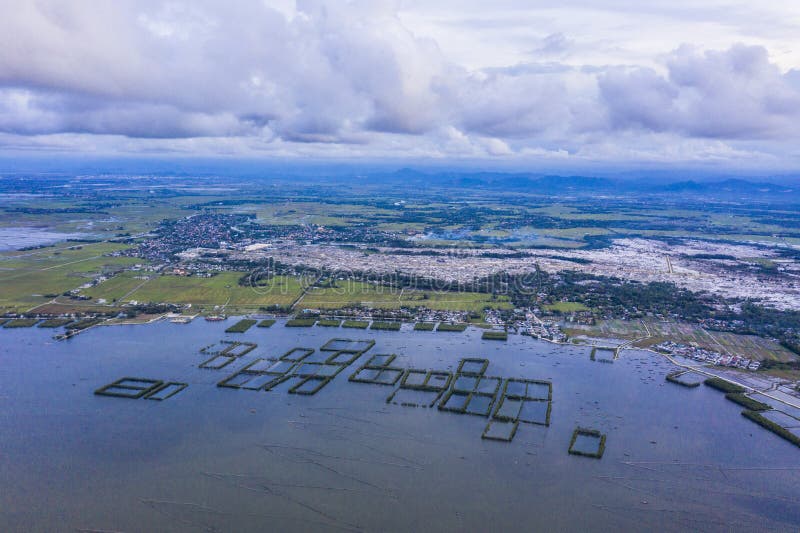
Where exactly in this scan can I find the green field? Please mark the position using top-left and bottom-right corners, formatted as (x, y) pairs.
(564, 318), (796, 362)
(562, 319), (649, 340)
(0, 242), (141, 312)
(544, 301), (591, 313)
(81, 271), (152, 302)
(112, 272), (304, 311)
(645, 320), (796, 362)
(299, 281), (512, 312)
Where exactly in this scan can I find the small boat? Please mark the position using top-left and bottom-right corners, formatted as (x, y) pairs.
(205, 315), (226, 322)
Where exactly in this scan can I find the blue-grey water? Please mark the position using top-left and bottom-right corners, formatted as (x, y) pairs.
(1, 320), (799, 532)
(0, 227), (87, 251)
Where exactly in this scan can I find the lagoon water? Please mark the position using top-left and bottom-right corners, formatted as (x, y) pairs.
(2, 320), (800, 531)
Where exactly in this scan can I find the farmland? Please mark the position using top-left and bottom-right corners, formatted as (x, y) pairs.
(115, 272), (304, 311)
(298, 281), (512, 311)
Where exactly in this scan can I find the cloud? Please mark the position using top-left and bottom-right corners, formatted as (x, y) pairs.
(599, 44), (800, 139)
(0, 1), (798, 167)
(532, 33), (573, 57)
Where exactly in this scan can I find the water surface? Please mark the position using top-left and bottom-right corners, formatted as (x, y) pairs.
(1, 321), (799, 531)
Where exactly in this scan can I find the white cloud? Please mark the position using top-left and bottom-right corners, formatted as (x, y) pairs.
(0, 0), (798, 167)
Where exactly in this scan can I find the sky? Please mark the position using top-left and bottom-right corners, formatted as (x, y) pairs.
(1, 0), (800, 170)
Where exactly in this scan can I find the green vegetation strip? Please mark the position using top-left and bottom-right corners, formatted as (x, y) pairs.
(704, 377), (746, 394)
(225, 319), (257, 333)
(665, 371), (700, 388)
(741, 410), (800, 448)
(726, 393), (771, 411)
(413, 322), (436, 331)
(370, 321), (401, 331)
(342, 320), (369, 329)
(482, 331), (507, 341)
(3, 318), (39, 328)
(37, 318), (73, 328)
(286, 318), (316, 327)
(256, 319), (276, 328)
(317, 319), (342, 327)
(66, 318), (102, 330)
(436, 323), (467, 332)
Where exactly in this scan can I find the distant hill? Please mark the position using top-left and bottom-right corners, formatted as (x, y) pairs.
(381, 169), (793, 197)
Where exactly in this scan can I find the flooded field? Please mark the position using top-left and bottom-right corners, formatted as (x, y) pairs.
(0, 227), (87, 251)
(2, 321), (800, 531)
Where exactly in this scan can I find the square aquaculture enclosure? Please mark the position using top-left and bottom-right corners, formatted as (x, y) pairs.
(402, 369), (429, 388)
(325, 351), (363, 365)
(220, 341), (257, 357)
(364, 353), (397, 367)
(453, 375), (480, 392)
(349, 366), (404, 386)
(218, 357), (296, 390)
(289, 375), (332, 395)
(219, 339), (368, 395)
(387, 388), (445, 408)
(475, 377), (502, 395)
(482, 419), (519, 442)
(400, 370), (452, 391)
(279, 347), (315, 362)
(200, 354), (237, 369)
(456, 358), (489, 377)
(568, 428), (607, 459)
(439, 374), (502, 417)
(518, 399), (551, 426)
(440, 390), (471, 412)
(320, 338), (375, 354)
(502, 378), (552, 401)
(349, 353), (405, 386)
(493, 396), (524, 421)
(465, 394), (496, 417)
(387, 369), (453, 407)
(144, 382), (188, 401)
(200, 340), (257, 361)
(95, 377), (164, 399)
(475, 377), (554, 440)
(294, 362), (344, 378)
